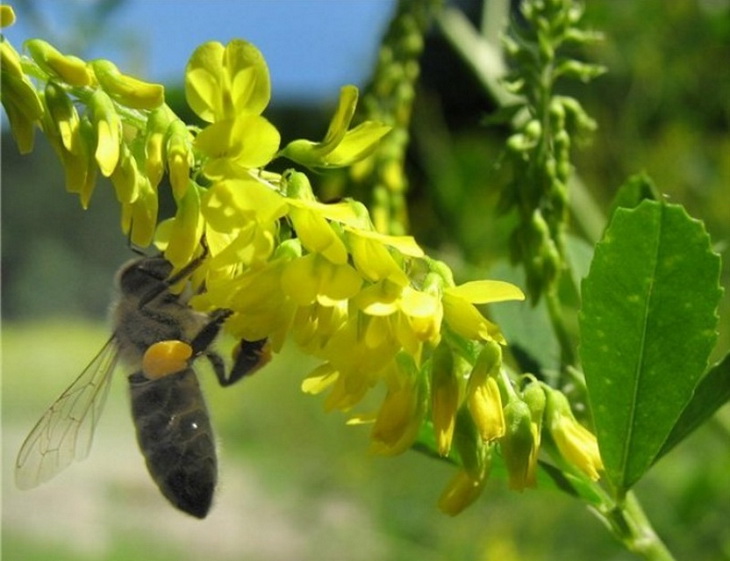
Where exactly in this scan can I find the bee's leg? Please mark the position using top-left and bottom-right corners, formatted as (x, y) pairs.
(204, 351), (229, 386)
(189, 309), (232, 358)
(205, 338), (271, 388)
(228, 338), (271, 385)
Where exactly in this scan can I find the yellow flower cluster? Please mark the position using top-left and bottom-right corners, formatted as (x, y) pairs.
(1, 7), (604, 512)
(173, 47), (529, 501)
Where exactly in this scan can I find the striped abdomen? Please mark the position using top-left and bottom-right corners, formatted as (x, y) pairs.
(128, 369), (216, 518)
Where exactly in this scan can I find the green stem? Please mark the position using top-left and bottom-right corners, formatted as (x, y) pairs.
(545, 286), (576, 369)
(595, 491), (676, 561)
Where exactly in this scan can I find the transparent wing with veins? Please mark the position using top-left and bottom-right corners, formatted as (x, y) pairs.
(15, 335), (120, 490)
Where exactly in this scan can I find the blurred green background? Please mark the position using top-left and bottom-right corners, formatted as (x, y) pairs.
(3, 1), (730, 560)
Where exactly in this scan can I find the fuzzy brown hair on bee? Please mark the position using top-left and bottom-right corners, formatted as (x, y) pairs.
(15, 254), (271, 518)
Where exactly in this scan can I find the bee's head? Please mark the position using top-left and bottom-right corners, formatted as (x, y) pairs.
(116, 256), (174, 298)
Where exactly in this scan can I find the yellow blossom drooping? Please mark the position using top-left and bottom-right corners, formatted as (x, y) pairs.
(546, 389), (604, 481)
(430, 342), (460, 456)
(369, 356), (428, 456)
(438, 467), (490, 516)
(443, 281), (525, 343)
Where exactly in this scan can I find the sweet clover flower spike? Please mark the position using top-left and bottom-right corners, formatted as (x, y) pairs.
(4, 24), (536, 515)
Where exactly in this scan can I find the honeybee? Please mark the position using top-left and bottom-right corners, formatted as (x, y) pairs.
(15, 254), (270, 518)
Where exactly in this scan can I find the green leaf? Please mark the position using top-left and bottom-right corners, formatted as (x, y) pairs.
(657, 352), (730, 460)
(608, 172), (661, 216)
(579, 200), (722, 497)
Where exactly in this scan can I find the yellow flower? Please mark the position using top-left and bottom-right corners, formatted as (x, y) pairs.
(279, 85), (391, 169)
(40, 87), (98, 204)
(281, 253), (362, 307)
(0, 37), (43, 153)
(430, 343), (461, 456)
(442, 280), (525, 343)
(166, 119), (194, 200)
(306, 311), (404, 412)
(91, 59), (164, 110)
(291, 300), (348, 355)
(185, 40), (271, 123)
(25, 39), (92, 86)
(144, 107), (173, 188)
(89, 90), (121, 176)
(1, 5), (16, 26)
(287, 203), (349, 265)
(438, 467), (490, 516)
(198, 256), (296, 351)
(121, 176), (158, 247)
(283, 171), (359, 264)
(369, 357), (428, 455)
(202, 177), (287, 233)
(195, 114), (280, 179)
(546, 390), (603, 480)
(44, 82), (80, 154)
(110, 142), (140, 204)
(346, 227), (423, 285)
(465, 341), (505, 442)
(156, 182), (204, 269)
(352, 279), (442, 353)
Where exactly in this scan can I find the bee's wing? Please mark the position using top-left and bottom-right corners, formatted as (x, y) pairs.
(15, 335), (120, 490)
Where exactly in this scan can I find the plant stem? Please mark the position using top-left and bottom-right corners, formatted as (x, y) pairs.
(596, 491), (676, 561)
(545, 286), (576, 370)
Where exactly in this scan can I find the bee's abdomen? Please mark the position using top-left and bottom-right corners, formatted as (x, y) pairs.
(128, 369), (216, 518)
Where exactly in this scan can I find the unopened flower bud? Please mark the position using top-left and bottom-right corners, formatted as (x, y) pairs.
(545, 389), (603, 480)
(501, 399), (539, 491)
(431, 343), (460, 456)
(91, 59), (164, 110)
(89, 90), (121, 176)
(45, 82), (80, 154)
(25, 39), (92, 86)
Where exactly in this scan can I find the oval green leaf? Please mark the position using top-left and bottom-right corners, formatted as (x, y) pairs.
(579, 200), (722, 497)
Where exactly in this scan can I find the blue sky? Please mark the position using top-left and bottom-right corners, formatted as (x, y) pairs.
(4, 0), (397, 103)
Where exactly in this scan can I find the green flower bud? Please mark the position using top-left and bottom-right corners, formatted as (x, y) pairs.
(501, 399), (539, 491)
